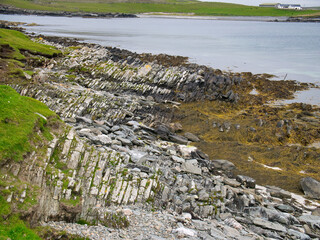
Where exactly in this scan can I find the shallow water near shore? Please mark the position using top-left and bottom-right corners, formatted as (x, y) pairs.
(1, 14), (320, 104)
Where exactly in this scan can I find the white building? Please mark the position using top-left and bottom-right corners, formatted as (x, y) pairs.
(259, 3), (302, 10)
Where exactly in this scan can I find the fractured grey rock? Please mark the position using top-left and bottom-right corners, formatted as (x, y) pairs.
(236, 175), (256, 188)
(117, 137), (132, 146)
(96, 134), (112, 145)
(252, 218), (287, 232)
(129, 150), (148, 163)
(275, 204), (295, 213)
(223, 178), (241, 187)
(312, 208), (320, 216)
(169, 134), (188, 145)
(266, 185), (291, 199)
(173, 227), (197, 237)
(171, 155), (185, 164)
(76, 116), (93, 124)
(198, 189), (209, 201)
(300, 177), (320, 200)
(288, 229), (311, 240)
(298, 215), (320, 226)
(181, 159), (202, 175)
(110, 125), (120, 132)
(210, 228), (228, 240)
(125, 164), (152, 173)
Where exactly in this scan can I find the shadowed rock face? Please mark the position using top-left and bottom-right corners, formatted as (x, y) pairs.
(3, 35), (320, 239)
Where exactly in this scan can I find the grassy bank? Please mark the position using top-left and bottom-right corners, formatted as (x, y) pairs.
(1, 0), (320, 17)
(0, 195), (41, 240)
(0, 29), (60, 60)
(0, 29), (89, 240)
(0, 28), (60, 83)
(0, 28), (61, 163)
(0, 85), (57, 163)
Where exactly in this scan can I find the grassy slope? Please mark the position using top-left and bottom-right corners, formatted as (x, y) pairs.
(0, 196), (41, 240)
(0, 29), (60, 163)
(1, 0), (319, 16)
(0, 29), (87, 240)
(0, 29), (60, 60)
(0, 85), (56, 163)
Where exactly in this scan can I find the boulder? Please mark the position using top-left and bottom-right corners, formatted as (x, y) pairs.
(223, 178), (241, 187)
(156, 125), (172, 140)
(211, 159), (236, 172)
(266, 185), (291, 199)
(300, 177), (320, 199)
(184, 132), (200, 142)
(169, 134), (188, 145)
(236, 175), (256, 188)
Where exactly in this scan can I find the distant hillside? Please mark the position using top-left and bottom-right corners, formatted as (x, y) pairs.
(1, 0), (320, 16)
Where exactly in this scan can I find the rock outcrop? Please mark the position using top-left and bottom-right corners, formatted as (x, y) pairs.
(3, 35), (320, 239)
(301, 177), (320, 200)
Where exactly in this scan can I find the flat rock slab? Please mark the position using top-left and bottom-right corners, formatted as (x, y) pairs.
(184, 132), (200, 142)
(253, 218), (287, 232)
(181, 160), (202, 175)
(298, 215), (320, 225)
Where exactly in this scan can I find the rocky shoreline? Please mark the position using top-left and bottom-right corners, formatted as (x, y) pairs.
(0, 4), (137, 18)
(285, 16), (320, 22)
(1, 28), (320, 239)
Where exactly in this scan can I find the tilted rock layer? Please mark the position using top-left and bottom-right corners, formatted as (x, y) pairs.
(3, 36), (320, 239)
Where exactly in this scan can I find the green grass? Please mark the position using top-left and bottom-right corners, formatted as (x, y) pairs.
(0, 85), (56, 163)
(0, 28), (60, 60)
(0, 195), (41, 240)
(1, 0), (319, 17)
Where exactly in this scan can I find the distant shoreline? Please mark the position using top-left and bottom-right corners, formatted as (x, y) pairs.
(0, 4), (137, 19)
(138, 13), (288, 22)
(139, 13), (320, 22)
(1, 4), (319, 22)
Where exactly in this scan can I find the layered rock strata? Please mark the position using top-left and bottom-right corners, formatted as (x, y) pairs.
(5, 36), (320, 239)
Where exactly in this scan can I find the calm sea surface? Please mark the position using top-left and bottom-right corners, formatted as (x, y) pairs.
(1, 14), (320, 104)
